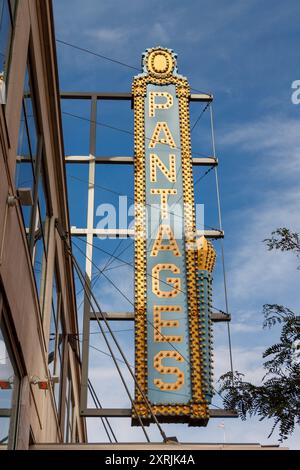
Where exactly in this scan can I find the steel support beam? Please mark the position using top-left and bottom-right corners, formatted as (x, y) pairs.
(70, 228), (224, 239)
(197, 230), (224, 239)
(65, 156), (134, 164)
(61, 92), (132, 100)
(61, 92), (213, 102)
(65, 155), (218, 166)
(89, 311), (230, 322)
(192, 157), (217, 166)
(190, 93), (213, 102)
(71, 228), (135, 237)
(80, 408), (238, 418)
(90, 312), (134, 321)
(211, 312), (231, 322)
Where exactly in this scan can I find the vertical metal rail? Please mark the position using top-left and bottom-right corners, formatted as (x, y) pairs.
(80, 96), (97, 412)
(210, 105), (234, 378)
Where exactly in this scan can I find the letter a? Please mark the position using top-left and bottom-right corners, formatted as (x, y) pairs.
(149, 122), (176, 149)
(151, 224), (181, 257)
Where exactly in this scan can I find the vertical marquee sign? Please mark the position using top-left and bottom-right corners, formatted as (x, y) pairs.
(132, 47), (216, 425)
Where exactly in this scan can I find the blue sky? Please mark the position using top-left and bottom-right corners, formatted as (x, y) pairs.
(53, 0), (300, 448)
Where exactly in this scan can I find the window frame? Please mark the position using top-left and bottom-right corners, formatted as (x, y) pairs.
(0, 0), (18, 100)
(0, 302), (22, 449)
(16, 58), (52, 316)
(64, 370), (72, 443)
(48, 262), (65, 418)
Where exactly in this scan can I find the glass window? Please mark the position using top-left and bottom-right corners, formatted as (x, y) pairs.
(0, 316), (20, 449)
(48, 267), (64, 414)
(15, 65), (39, 236)
(32, 173), (49, 305)
(16, 106), (34, 228)
(23, 69), (38, 158)
(0, 0), (16, 102)
(16, 62), (50, 313)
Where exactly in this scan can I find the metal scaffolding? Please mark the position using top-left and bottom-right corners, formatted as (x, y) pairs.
(61, 91), (235, 420)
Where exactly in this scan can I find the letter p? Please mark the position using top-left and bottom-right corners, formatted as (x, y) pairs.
(149, 92), (173, 117)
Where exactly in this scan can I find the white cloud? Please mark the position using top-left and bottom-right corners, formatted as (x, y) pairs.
(228, 193), (300, 310)
(230, 323), (261, 334)
(217, 114), (300, 315)
(87, 27), (129, 43)
(150, 22), (171, 45)
(214, 345), (265, 385)
(220, 115), (300, 178)
(228, 200), (300, 308)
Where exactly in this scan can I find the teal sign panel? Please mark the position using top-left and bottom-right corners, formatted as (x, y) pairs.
(145, 84), (192, 404)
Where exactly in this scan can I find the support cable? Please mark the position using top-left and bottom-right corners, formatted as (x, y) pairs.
(194, 165), (215, 184)
(57, 228), (150, 440)
(62, 111), (211, 158)
(209, 105), (234, 379)
(73, 242), (228, 406)
(82, 158), (178, 295)
(72, 239), (225, 365)
(57, 38), (212, 95)
(66, 89), (214, 296)
(63, 67), (214, 306)
(87, 381), (113, 443)
(73, 159), (217, 305)
(68, 173), (222, 233)
(57, 223), (169, 442)
(70, 164), (223, 310)
(72, 234), (230, 412)
(56, 39), (140, 71)
(89, 328), (133, 334)
(75, 165), (216, 298)
(191, 102), (211, 132)
(88, 343), (130, 366)
(74, 252), (168, 442)
(75, 239), (125, 309)
(71, 253), (151, 441)
(80, 333), (227, 405)
(80, 340), (187, 399)
(74, 235), (229, 317)
(88, 379), (118, 443)
(69, 330), (118, 442)
(88, 337), (225, 408)
(87, 337), (224, 408)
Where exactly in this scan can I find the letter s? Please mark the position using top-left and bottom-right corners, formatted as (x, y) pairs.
(153, 351), (184, 391)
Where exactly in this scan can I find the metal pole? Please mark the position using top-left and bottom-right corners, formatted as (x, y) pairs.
(210, 105), (234, 377)
(80, 96), (97, 411)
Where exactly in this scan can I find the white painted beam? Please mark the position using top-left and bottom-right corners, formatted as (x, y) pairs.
(65, 155), (218, 166)
(89, 312), (230, 322)
(70, 228), (224, 239)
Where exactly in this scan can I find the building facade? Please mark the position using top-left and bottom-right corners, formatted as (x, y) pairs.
(0, 0), (86, 449)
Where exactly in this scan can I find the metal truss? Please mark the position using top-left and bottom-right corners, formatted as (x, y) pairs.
(61, 92), (235, 419)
